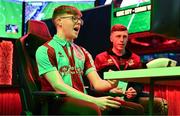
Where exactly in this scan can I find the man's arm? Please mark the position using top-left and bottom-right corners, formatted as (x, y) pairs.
(86, 70), (118, 92)
(125, 53), (144, 100)
(44, 70), (121, 110)
(44, 70), (97, 102)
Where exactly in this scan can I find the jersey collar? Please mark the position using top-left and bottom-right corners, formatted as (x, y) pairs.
(53, 34), (73, 46)
(107, 48), (132, 59)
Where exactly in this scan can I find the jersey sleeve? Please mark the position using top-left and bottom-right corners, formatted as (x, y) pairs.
(35, 46), (57, 76)
(94, 53), (105, 71)
(94, 52), (116, 78)
(130, 53), (142, 69)
(81, 48), (96, 76)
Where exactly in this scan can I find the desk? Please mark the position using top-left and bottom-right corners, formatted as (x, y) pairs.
(104, 66), (180, 115)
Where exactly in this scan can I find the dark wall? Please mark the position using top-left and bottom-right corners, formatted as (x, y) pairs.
(75, 4), (112, 59)
(42, 19), (56, 37)
(151, 0), (180, 39)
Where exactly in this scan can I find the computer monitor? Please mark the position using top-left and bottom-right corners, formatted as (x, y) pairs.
(112, 0), (151, 34)
(24, 1), (95, 23)
(24, 1), (95, 33)
(0, 0), (22, 39)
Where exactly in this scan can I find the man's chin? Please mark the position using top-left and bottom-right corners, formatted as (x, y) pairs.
(73, 34), (78, 39)
(72, 35), (77, 39)
(117, 48), (124, 51)
(66, 36), (77, 41)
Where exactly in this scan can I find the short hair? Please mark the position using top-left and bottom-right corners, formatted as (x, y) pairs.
(111, 24), (127, 33)
(52, 5), (82, 22)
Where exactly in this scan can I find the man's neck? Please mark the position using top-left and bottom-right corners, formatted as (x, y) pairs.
(112, 48), (125, 56)
(57, 32), (72, 42)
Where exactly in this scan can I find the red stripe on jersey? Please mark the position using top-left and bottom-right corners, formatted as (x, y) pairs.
(43, 43), (58, 68)
(80, 47), (93, 71)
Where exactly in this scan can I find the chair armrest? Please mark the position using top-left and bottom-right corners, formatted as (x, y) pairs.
(33, 91), (66, 97)
(32, 91), (66, 100)
(86, 88), (125, 97)
(32, 91), (66, 115)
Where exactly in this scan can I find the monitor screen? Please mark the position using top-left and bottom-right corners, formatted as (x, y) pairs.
(25, 1), (95, 23)
(0, 0), (22, 39)
(24, 1), (95, 33)
(112, 0), (151, 34)
(104, 0), (149, 7)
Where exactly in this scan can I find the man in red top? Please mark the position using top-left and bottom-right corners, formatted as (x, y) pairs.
(94, 24), (168, 115)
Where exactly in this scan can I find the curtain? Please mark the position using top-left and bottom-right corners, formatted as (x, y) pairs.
(0, 89), (22, 115)
(144, 83), (180, 115)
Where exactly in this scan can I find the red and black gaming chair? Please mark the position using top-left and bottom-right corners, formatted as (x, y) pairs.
(15, 20), (65, 115)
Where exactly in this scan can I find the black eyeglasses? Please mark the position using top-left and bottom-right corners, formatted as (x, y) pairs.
(60, 16), (84, 26)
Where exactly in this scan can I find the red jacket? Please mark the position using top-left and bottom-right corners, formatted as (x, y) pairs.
(95, 49), (142, 72)
(94, 49), (144, 102)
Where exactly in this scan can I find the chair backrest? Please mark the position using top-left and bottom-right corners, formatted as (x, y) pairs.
(28, 20), (52, 38)
(16, 20), (52, 114)
(42, 19), (57, 37)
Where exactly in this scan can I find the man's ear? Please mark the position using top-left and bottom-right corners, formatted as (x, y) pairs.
(110, 35), (113, 42)
(55, 18), (62, 26)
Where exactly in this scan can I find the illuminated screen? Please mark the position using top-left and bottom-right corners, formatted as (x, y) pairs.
(112, 0), (151, 34)
(0, 0), (22, 39)
(25, 1), (95, 22)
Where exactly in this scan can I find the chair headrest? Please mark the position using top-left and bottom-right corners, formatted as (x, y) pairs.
(24, 34), (51, 58)
(42, 19), (57, 37)
(28, 20), (52, 38)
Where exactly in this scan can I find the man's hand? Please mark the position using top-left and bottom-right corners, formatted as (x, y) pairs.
(107, 69), (119, 87)
(125, 87), (137, 99)
(94, 96), (121, 111)
(107, 80), (119, 88)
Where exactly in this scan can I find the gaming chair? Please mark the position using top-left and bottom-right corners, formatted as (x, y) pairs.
(15, 20), (65, 115)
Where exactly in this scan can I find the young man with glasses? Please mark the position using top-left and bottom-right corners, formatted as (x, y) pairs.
(36, 5), (144, 115)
